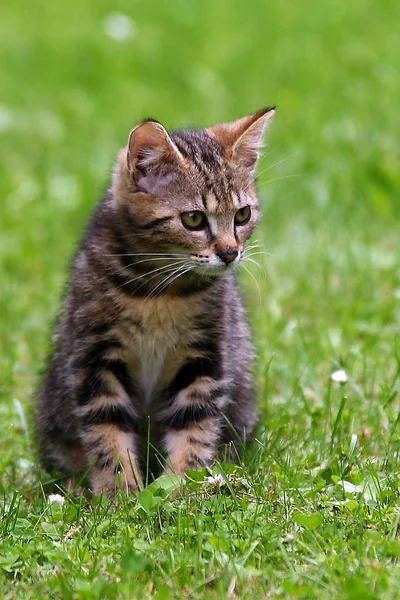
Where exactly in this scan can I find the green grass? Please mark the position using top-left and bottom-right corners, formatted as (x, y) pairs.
(1, 0), (400, 597)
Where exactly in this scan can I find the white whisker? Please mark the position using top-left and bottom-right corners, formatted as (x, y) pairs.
(245, 250), (274, 258)
(115, 260), (187, 290)
(243, 256), (262, 269)
(106, 253), (186, 258)
(145, 264), (193, 299)
(264, 174), (301, 185)
(242, 256), (267, 279)
(155, 267), (193, 297)
(117, 256), (188, 271)
(240, 263), (261, 308)
(245, 244), (262, 251)
(133, 264), (189, 295)
(258, 151), (302, 176)
(241, 150), (302, 193)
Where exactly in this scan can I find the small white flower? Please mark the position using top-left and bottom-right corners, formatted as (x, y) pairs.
(206, 473), (225, 486)
(103, 13), (136, 41)
(331, 369), (348, 383)
(48, 494), (65, 505)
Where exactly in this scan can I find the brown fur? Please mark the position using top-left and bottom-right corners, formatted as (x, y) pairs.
(35, 108), (275, 495)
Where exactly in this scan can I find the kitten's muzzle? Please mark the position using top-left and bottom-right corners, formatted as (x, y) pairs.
(216, 247), (239, 265)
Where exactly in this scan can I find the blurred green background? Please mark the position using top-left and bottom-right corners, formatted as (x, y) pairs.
(1, 0), (399, 419)
(1, 1), (400, 597)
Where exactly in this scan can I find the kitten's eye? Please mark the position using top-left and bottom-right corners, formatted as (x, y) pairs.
(181, 211), (207, 230)
(234, 206), (251, 225)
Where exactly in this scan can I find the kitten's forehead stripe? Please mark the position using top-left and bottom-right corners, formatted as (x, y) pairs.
(172, 131), (239, 210)
(205, 192), (219, 214)
(172, 131), (224, 164)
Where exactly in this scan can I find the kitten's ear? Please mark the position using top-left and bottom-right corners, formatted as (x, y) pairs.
(127, 119), (185, 175)
(206, 107), (275, 170)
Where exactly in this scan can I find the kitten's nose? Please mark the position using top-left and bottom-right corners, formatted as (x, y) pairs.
(216, 247), (239, 265)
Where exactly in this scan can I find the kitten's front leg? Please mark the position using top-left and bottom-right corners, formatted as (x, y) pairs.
(83, 422), (142, 496)
(75, 354), (142, 496)
(160, 373), (229, 476)
(163, 419), (221, 476)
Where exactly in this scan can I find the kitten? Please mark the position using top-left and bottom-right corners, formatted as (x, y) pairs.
(36, 107), (275, 495)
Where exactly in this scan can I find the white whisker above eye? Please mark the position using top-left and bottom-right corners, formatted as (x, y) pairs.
(241, 150), (302, 194)
(264, 174), (301, 186)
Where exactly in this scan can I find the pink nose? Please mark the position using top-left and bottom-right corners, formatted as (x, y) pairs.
(216, 247), (239, 265)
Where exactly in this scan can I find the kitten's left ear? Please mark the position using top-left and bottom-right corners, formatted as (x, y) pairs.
(206, 107), (275, 170)
(127, 119), (185, 174)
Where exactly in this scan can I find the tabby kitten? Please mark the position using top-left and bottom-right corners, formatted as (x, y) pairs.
(36, 107), (275, 495)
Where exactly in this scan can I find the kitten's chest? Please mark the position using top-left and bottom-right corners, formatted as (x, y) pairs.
(118, 297), (200, 406)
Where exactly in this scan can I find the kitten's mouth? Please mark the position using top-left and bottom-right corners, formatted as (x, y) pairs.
(191, 250), (241, 273)
(191, 258), (240, 276)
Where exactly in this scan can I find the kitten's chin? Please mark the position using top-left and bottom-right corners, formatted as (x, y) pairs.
(192, 263), (238, 277)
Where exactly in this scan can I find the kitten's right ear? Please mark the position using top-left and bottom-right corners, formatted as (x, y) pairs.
(127, 120), (185, 178)
(207, 107), (275, 171)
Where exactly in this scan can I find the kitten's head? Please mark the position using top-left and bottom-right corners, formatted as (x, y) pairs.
(112, 108), (274, 277)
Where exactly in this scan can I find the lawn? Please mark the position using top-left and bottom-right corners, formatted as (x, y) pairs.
(1, 0), (400, 598)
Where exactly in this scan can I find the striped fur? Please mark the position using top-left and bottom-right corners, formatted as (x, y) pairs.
(35, 108), (275, 495)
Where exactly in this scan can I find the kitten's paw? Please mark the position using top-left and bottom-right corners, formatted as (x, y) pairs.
(65, 478), (85, 497)
(90, 467), (142, 497)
